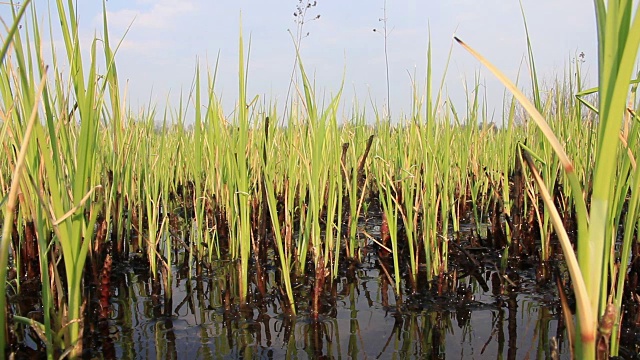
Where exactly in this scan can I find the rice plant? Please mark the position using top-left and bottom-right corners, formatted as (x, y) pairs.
(3, 0), (640, 358)
(455, 1), (640, 357)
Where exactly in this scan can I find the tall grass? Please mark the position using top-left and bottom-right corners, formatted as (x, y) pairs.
(455, 1), (640, 357)
(234, 23), (253, 303)
(0, 1), (35, 357)
(2, 0), (640, 358)
(0, 0), (107, 356)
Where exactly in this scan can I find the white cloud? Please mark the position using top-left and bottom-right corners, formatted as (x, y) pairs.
(118, 38), (168, 54)
(106, 0), (196, 31)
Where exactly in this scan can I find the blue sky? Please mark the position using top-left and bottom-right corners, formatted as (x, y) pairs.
(4, 1), (597, 122)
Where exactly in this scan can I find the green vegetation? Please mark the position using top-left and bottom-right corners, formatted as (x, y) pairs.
(456, 1), (640, 358)
(0, 1), (639, 359)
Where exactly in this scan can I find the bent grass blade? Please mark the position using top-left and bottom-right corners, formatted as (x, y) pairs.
(0, 72), (46, 360)
(454, 35), (595, 356)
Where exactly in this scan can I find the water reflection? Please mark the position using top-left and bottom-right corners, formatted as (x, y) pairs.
(85, 251), (571, 360)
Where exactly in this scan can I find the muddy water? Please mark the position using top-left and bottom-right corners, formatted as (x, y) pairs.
(82, 249), (571, 360)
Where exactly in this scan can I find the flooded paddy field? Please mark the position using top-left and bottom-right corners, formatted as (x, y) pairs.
(3, 2), (640, 359)
(10, 211), (640, 359)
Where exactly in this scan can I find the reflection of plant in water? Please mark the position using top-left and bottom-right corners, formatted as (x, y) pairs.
(302, 319), (339, 359)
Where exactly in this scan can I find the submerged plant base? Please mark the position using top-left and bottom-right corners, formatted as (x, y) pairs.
(7, 219), (640, 359)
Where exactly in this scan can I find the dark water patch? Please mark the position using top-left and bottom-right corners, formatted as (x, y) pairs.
(8, 220), (640, 359)
(73, 247), (575, 360)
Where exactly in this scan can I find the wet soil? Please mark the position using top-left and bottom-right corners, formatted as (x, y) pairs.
(7, 215), (640, 359)
(81, 249), (571, 359)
